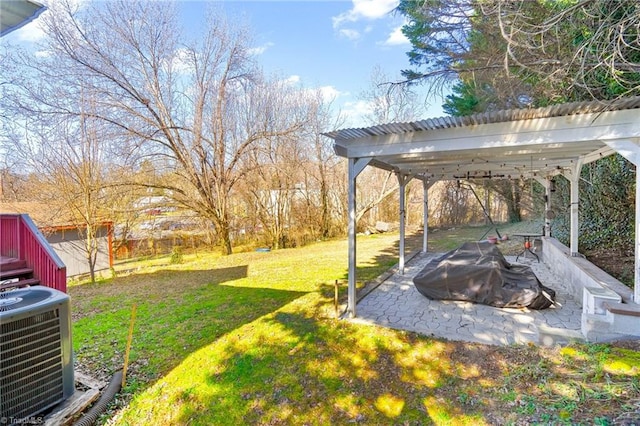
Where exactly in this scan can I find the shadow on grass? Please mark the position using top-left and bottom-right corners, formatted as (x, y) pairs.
(70, 265), (306, 389)
(327, 231), (429, 305)
(160, 302), (639, 425)
(103, 245), (639, 425)
(170, 308), (461, 425)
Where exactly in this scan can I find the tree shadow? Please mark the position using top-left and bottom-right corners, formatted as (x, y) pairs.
(163, 303), (639, 425)
(173, 308), (451, 424)
(103, 261), (639, 425)
(325, 231), (426, 306)
(70, 264), (306, 389)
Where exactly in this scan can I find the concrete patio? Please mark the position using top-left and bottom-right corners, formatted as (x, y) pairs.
(350, 250), (584, 346)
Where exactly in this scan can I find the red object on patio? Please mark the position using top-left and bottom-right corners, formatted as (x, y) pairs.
(0, 214), (67, 293)
(514, 233), (542, 263)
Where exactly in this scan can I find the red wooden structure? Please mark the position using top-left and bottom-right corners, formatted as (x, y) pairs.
(0, 214), (67, 293)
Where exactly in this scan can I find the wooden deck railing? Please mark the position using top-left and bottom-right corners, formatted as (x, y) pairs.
(0, 214), (67, 293)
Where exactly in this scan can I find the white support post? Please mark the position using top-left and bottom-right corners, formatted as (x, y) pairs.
(422, 180), (429, 253)
(534, 176), (552, 237)
(569, 162), (582, 256)
(636, 167), (640, 303)
(604, 139), (640, 303)
(422, 180), (436, 253)
(538, 179), (552, 237)
(347, 157), (371, 318)
(397, 173), (408, 274)
(545, 179), (552, 237)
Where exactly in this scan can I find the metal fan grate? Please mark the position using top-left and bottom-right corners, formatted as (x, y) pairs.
(0, 309), (65, 419)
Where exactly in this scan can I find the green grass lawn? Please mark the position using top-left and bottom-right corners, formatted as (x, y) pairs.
(69, 225), (639, 425)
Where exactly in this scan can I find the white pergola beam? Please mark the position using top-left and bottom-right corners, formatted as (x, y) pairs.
(580, 146), (616, 165)
(341, 111), (639, 159)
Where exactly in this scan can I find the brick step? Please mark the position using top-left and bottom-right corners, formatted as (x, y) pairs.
(0, 267), (34, 280)
(0, 278), (40, 292)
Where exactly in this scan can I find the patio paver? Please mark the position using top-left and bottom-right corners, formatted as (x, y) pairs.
(350, 251), (583, 346)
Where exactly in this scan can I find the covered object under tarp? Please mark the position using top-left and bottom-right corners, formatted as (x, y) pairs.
(413, 242), (556, 309)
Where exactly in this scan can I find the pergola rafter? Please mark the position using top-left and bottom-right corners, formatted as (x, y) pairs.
(325, 97), (640, 318)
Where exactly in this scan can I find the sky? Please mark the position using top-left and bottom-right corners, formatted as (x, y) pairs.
(4, 0), (446, 128)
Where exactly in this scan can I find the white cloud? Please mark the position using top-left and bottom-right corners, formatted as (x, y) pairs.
(341, 99), (374, 126)
(381, 24), (409, 46)
(12, 20), (46, 43)
(284, 75), (301, 85)
(248, 42), (274, 56)
(338, 28), (361, 41)
(34, 50), (52, 58)
(318, 85), (342, 102)
(300, 85), (345, 104)
(332, 0), (399, 28)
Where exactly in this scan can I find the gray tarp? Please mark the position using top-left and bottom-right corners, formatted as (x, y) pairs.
(413, 242), (555, 309)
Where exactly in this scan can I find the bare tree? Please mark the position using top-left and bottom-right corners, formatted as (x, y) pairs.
(4, 93), (115, 283)
(4, 1), (311, 255)
(304, 90), (346, 239)
(360, 65), (425, 124)
(355, 67), (425, 228)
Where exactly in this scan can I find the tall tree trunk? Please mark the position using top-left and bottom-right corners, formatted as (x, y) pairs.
(218, 222), (233, 255)
(506, 180), (522, 223)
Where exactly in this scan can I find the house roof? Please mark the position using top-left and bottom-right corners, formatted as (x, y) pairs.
(0, 202), (111, 230)
(0, 0), (46, 37)
(0, 202), (63, 226)
(325, 96), (640, 181)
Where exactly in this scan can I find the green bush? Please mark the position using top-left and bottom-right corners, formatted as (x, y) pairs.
(170, 246), (184, 264)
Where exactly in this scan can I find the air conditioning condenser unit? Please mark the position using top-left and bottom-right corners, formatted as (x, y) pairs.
(1, 287), (74, 420)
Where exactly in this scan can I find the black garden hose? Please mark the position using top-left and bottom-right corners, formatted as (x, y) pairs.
(73, 370), (123, 426)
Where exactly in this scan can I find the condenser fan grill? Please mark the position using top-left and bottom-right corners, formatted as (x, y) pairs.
(0, 288), (52, 312)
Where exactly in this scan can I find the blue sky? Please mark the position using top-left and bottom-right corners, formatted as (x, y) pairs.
(5, 0), (446, 127)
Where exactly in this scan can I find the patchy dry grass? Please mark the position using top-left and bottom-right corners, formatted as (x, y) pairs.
(67, 227), (640, 425)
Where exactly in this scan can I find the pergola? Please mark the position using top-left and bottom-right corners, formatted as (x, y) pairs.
(324, 97), (640, 318)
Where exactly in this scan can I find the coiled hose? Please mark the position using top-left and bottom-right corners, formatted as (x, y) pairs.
(73, 370), (123, 426)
